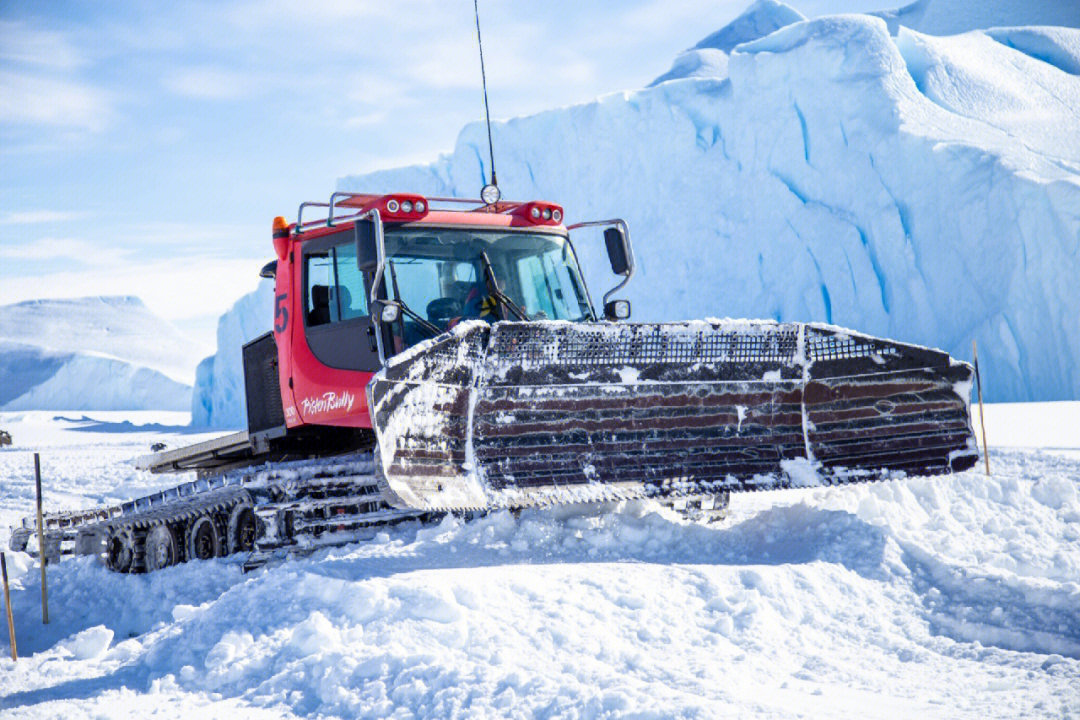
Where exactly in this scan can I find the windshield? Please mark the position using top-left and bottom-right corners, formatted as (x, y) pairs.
(381, 227), (593, 346)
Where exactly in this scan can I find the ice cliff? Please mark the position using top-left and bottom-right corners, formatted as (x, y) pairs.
(192, 1), (1080, 427)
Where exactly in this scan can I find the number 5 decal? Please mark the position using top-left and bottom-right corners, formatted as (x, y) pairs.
(274, 293), (289, 333)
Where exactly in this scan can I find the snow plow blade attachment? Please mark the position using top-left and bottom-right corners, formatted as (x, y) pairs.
(369, 320), (978, 511)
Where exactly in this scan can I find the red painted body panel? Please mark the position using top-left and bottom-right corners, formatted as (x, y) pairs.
(272, 194), (567, 432)
(275, 227), (375, 430)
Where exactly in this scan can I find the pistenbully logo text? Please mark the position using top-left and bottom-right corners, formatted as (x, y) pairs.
(300, 390), (355, 415)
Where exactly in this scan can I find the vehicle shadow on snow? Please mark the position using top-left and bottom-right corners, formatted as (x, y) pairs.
(55, 415), (210, 435)
(311, 502), (893, 582)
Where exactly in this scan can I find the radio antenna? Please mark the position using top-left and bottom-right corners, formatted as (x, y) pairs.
(474, 0), (500, 205)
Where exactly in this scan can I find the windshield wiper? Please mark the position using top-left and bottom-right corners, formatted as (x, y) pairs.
(387, 260), (442, 337)
(479, 251), (530, 321)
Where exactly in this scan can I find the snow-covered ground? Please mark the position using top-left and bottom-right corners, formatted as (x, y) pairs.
(0, 403), (1077, 718)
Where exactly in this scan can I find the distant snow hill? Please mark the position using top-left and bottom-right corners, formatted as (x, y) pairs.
(193, 0), (1080, 427)
(0, 296), (205, 411)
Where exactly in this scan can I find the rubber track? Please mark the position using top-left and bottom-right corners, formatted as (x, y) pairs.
(14, 452), (424, 572)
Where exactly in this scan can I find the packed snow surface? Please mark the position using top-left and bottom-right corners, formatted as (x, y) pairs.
(0, 297), (206, 411)
(1, 403), (1078, 718)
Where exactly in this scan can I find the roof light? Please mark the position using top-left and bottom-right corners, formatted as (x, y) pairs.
(386, 199), (400, 213)
(552, 208), (562, 223)
(414, 200), (425, 213)
(401, 200), (413, 213)
(531, 206), (541, 219)
(541, 207), (552, 220)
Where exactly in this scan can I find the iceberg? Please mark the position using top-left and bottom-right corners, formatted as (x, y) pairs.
(0, 297), (201, 411)
(193, 3), (1080, 427)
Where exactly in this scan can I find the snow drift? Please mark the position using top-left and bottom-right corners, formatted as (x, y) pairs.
(1, 407), (1078, 717)
(0, 297), (204, 412)
(192, 1), (1080, 427)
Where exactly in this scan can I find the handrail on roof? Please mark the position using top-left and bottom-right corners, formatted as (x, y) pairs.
(295, 192), (531, 233)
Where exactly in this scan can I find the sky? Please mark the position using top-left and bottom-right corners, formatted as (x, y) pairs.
(1, 0), (881, 346)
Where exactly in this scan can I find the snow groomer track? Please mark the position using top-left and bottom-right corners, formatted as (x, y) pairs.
(371, 319), (978, 510)
(10, 454), (425, 572)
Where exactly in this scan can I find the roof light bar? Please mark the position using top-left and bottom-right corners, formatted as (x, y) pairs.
(516, 202), (565, 226)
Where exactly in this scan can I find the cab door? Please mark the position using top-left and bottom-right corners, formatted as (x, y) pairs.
(300, 232), (381, 373)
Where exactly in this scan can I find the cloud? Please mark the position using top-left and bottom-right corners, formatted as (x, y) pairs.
(0, 70), (112, 130)
(0, 236), (130, 265)
(0, 21), (85, 69)
(0, 210), (86, 225)
(164, 66), (257, 100)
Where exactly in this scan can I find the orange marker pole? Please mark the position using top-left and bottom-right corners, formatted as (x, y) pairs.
(972, 341), (990, 476)
(1, 552), (16, 660)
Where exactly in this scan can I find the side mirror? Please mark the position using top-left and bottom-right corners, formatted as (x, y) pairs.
(355, 218), (378, 271)
(258, 260), (277, 279)
(604, 227), (630, 276)
(603, 299), (631, 321)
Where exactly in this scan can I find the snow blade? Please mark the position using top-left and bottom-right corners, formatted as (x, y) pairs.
(368, 320), (978, 511)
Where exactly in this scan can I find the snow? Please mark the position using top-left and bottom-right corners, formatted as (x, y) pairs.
(0, 296), (208, 386)
(651, 0), (804, 85)
(0, 297), (206, 412)
(1, 403), (1079, 718)
(872, 0), (1080, 37)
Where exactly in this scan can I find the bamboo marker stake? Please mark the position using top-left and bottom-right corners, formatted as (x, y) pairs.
(34, 453), (49, 624)
(2, 552), (16, 660)
(972, 340), (990, 476)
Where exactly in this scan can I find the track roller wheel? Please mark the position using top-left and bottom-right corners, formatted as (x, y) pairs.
(106, 526), (138, 573)
(186, 514), (222, 562)
(144, 524), (179, 572)
(227, 502), (258, 555)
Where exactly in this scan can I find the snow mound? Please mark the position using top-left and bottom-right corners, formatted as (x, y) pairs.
(0, 296), (207, 384)
(2, 433), (1079, 717)
(57, 626), (115, 660)
(873, 0), (1080, 37)
(651, 0), (804, 85)
(190, 280), (274, 428)
(984, 26), (1080, 75)
(0, 297), (202, 411)
(0, 342), (191, 411)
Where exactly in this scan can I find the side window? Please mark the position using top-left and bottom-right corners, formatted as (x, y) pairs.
(332, 243), (370, 321)
(305, 245), (369, 327)
(306, 254), (332, 326)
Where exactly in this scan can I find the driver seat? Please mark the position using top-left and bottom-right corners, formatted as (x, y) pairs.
(427, 297), (462, 327)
